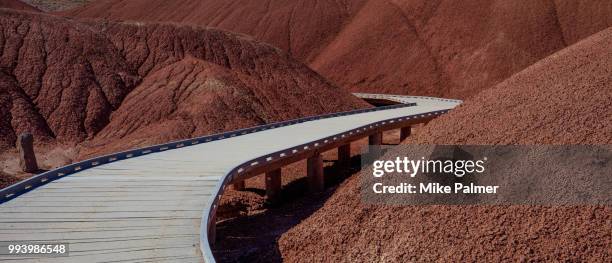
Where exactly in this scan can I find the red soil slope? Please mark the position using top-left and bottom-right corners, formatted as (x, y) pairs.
(0, 9), (368, 156)
(277, 28), (612, 261)
(62, 0), (367, 63)
(21, 0), (90, 12)
(65, 0), (611, 98)
(412, 27), (612, 145)
(0, 170), (19, 187)
(311, 0), (609, 98)
(80, 21), (369, 157)
(0, 0), (39, 11)
(0, 9), (137, 150)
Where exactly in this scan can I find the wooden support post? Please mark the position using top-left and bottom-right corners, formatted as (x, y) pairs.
(17, 133), (38, 173)
(369, 132), (382, 145)
(307, 152), (324, 192)
(338, 143), (351, 169)
(400, 126), (412, 141)
(368, 132), (383, 159)
(265, 168), (282, 203)
(232, 180), (245, 191)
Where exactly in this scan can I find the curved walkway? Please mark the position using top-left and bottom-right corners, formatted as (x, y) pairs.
(0, 94), (461, 262)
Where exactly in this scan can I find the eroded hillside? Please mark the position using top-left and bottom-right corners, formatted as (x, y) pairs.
(0, 9), (368, 157)
(65, 0), (612, 98)
(0, 0), (40, 11)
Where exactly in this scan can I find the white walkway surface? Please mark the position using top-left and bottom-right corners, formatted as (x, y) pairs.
(0, 95), (460, 263)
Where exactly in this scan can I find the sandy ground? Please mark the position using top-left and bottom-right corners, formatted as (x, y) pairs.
(0, 143), (80, 188)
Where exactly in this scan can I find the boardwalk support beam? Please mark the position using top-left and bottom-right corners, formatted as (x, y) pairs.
(265, 169), (282, 203)
(368, 132), (383, 159)
(307, 152), (324, 192)
(369, 132), (382, 145)
(338, 144), (351, 169)
(400, 126), (411, 141)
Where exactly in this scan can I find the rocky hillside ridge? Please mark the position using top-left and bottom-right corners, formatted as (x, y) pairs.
(22, 0), (90, 12)
(0, 9), (137, 150)
(0, 9), (368, 155)
(0, 0), (39, 11)
(65, 0), (612, 98)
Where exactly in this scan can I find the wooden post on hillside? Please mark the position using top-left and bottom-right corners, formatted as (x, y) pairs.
(17, 133), (38, 173)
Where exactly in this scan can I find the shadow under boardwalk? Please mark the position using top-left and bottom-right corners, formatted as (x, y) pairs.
(212, 154), (363, 262)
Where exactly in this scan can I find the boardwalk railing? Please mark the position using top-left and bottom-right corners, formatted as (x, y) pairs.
(0, 93), (461, 263)
(0, 103), (421, 204)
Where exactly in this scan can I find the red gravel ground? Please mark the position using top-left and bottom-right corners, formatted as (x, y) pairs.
(0, 171), (19, 188)
(64, 0), (612, 98)
(275, 28), (612, 262)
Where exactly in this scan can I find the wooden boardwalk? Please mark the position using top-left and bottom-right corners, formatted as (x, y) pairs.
(0, 94), (461, 262)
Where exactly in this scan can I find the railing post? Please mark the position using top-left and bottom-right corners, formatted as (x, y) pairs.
(265, 169), (282, 203)
(338, 144), (351, 169)
(307, 152), (324, 192)
(400, 126), (411, 141)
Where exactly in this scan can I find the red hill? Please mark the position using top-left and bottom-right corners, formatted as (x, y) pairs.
(0, 0), (39, 11)
(412, 27), (612, 145)
(61, 0), (366, 63)
(80, 21), (369, 156)
(277, 28), (612, 261)
(0, 9), (367, 156)
(64, 0), (611, 98)
(0, 9), (137, 150)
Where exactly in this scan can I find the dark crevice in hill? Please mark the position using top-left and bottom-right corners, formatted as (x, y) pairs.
(549, 0), (568, 46)
(387, 0), (450, 96)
